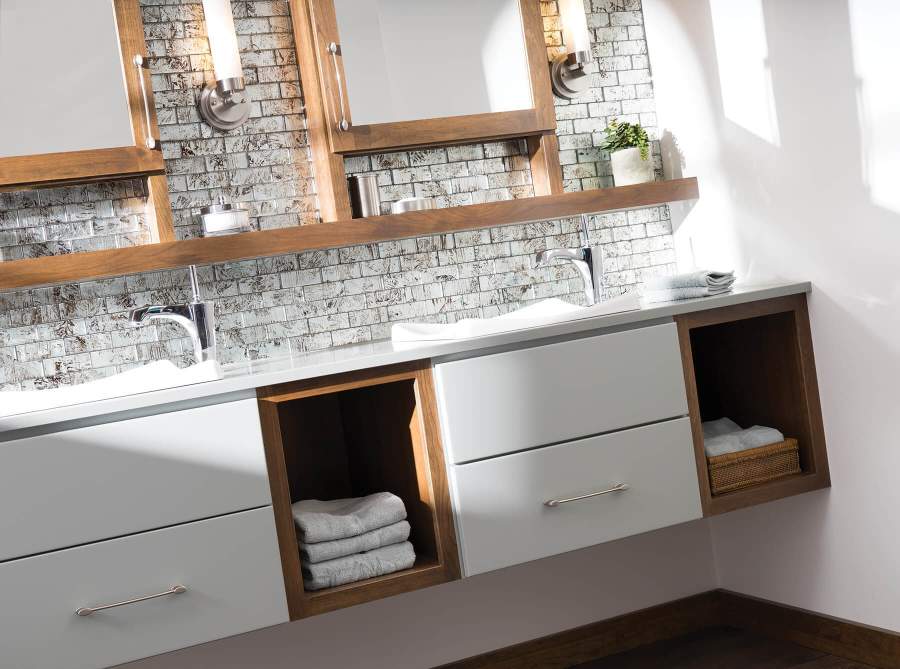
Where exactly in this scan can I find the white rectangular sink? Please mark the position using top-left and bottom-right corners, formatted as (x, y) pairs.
(391, 294), (641, 342)
(0, 360), (223, 418)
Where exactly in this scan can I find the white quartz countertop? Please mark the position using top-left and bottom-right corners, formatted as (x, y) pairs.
(0, 282), (811, 434)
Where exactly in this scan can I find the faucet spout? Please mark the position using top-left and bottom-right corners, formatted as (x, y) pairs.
(129, 267), (216, 365)
(535, 245), (605, 306)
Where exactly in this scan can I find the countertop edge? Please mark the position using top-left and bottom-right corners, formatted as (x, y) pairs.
(0, 281), (811, 433)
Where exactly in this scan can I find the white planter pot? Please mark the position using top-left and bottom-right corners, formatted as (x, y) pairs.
(610, 147), (654, 186)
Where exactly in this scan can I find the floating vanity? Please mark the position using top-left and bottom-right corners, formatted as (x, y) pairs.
(0, 282), (828, 668)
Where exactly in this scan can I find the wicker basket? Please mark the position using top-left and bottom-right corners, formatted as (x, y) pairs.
(707, 438), (801, 495)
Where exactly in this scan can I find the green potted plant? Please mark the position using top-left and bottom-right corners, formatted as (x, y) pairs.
(601, 119), (654, 186)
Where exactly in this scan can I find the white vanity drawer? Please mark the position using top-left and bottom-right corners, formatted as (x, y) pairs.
(0, 398), (271, 562)
(435, 323), (688, 463)
(0, 506), (288, 669)
(452, 417), (702, 575)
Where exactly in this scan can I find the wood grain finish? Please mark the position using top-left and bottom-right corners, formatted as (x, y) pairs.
(528, 134), (564, 196)
(0, 0), (165, 189)
(329, 109), (556, 155)
(257, 362), (460, 620)
(574, 627), (862, 669)
(438, 592), (722, 669)
(721, 591), (900, 669)
(146, 174), (176, 243)
(0, 177), (699, 290)
(441, 591), (898, 669)
(0, 146), (164, 190)
(289, 0), (351, 221)
(675, 294), (829, 516)
(114, 0), (162, 152)
(305, 0), (557, 155)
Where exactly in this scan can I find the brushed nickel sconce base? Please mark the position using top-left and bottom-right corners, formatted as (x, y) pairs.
(199, 81), (250, 131)
(551, 54), (592, 100)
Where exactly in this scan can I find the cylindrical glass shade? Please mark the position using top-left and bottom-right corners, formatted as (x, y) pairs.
(559, 0), (592, 56)
(201, 0), (243, 82)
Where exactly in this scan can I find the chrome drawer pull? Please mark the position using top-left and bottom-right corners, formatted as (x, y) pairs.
(326, 42), (350, 131)
(544, 483), (630, 507)
(133, 54), (158, 149)
(75, 584), (187, 617)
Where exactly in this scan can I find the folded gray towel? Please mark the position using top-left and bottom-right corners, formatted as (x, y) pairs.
(300, 520), (411, 564)
(302, 541), (416, 591)
(702, 417), (742, 439)
(702, 418), (785, 457)
(292, 492), (407, 544)
(644, 270), (736, 291)
(739, 425), (786, 450)
(642, 285), (734, 303)
(642, 270), (736, 304)
(704, 432), (745, 457)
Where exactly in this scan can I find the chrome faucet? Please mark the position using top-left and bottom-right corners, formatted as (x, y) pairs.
(130, 265), (216, 364)
(535, 214), (605, 306)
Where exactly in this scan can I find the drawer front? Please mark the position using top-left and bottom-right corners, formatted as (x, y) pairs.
(0, 507), (288, 669)
(435, 323), (688, 464)
(452, 418), (702, 575)
(0, 398), (271, 561)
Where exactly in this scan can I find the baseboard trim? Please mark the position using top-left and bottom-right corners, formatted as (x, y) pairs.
(435, 591), (722, 669)
(437, 590), (900, 669)
(719, 590), (900, 669)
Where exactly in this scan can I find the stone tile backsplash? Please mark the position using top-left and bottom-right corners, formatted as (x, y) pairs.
(0, 207), (673, 390)
(0, 0), (675, 390)
(0, 180), (151, 261)
(344, 141), (535, 216)
(141, 0), (319, 239)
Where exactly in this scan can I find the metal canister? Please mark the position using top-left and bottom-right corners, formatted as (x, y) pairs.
(347, 174), (381, 218)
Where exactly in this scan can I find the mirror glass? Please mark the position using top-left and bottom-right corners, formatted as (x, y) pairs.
(0, 0), (134, 158)
(333, 0), (534, 126)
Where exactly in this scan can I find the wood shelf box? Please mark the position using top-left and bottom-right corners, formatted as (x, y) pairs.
(676, 294), (830, 516)
(257, 362), (460, 619)
(0, 177), (698, 291)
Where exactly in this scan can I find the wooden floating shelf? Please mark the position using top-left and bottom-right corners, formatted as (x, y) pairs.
(257, 363), (461, 619)
(675, 294), (830, 517)
(0, 177), (698, 290)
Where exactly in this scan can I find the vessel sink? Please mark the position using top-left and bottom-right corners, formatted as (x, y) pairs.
(391, 294), (640, 343)
(0, 360), (223, 418)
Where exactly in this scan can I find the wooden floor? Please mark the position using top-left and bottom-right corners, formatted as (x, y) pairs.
(570, 627), (875, 669)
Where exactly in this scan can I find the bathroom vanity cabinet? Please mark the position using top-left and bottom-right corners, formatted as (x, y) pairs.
(256, 363), (460, 620)
(0, 287), (828, 668)
(0, 400), (288, 669)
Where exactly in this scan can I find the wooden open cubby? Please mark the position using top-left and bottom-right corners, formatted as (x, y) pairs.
(675, 294), (830, 516)
(257, 361), (460, 619)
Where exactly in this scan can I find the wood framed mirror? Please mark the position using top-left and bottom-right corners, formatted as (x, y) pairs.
(305, 0), (557, 154)
(0, 0), (166, 191)
(291, 0), (563, 220)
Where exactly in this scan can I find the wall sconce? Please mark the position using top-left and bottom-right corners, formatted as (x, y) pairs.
(198, 0), (250, 130)
(551, 0), (593, 99)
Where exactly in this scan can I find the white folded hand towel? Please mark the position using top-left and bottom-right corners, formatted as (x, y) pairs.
(702, 418), (785, 457)
(644, 270), (736, 291)
(642, 270), (736, 304)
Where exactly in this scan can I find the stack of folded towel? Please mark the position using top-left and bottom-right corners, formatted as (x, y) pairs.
(702, 417), (785, 457)
(292, 492), (416, 591)
(642, 270), (736, 304)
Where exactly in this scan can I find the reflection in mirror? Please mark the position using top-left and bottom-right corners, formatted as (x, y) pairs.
(0, 0), (134, 158)
(333, 0), (533, 126)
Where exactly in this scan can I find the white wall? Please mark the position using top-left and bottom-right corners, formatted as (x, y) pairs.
(644, 0), (900, 632)
(122, 2), (900, 664)
(122, 522), (715, 668)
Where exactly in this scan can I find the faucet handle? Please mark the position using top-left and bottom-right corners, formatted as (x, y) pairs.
(188, 265), (202, 304)
(579, 213), (591, 246)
